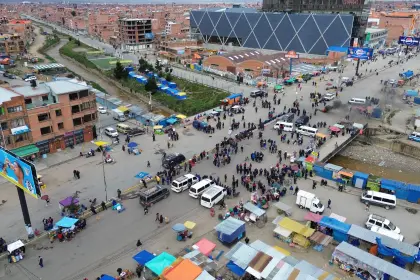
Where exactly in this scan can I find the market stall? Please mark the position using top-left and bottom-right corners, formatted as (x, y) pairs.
(162, 258), (202, 280)
(245, 251), (273, 279)
(144, 252), (176, 280)
(7, 240), (25, 263)
(273, 201), (293, 216)
(100, 275), (116, 280)
(58, 196), (83, 217)
(49, 217), (85, 242)
(332, 241), (420, 280)
(319, 216), (350, 242)
(153, 125), (164, 135)
(192, 238), (216, 256)
(133, 250), (155, 267)
(225, 242), (258, 274)
(303, 212), (323, 229)
(243, 202), (267, 227)
(276, 218), (315, 248)
(214, 217), (246, 244)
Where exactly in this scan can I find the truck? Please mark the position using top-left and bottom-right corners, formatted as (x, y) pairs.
(112, 109), (126, 122)
(296, 190), (325, 213)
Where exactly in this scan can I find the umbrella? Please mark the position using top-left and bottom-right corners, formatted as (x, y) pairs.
(41, 195), (49, 201)
(127, 142), (138, 148)
(93, 141), (109, 146)
(176, 114), (187, 119)
(184, 221), (196, 230)
(135, 172), (149, 179)
(172, 223), (186, 232)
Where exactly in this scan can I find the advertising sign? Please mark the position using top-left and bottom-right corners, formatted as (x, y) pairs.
(347, 47), (373, 60)
(0, 147), (40, 198)
(398, 36), (420, 46)
(285, 50), (299, 59)
(145, 33), (154, 40)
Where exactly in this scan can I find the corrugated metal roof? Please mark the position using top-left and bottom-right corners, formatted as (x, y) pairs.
(45, 80), (89, 95)
(214, 217), (245, 235)
(335, 242), (420, 280)
(12, 84), (50, 97)
(0, 87), (19, 104)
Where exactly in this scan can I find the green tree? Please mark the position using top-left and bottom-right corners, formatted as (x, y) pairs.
(68, 36), (72, 41)
(158, 70), (164, 78)
(164, 66), (169, 73)
(155, 60), (162, 71)
(165, 73), (173, 82)
(71, 11), (76, 17)
(113, 61), (126, 80)
(145, 77), (158, 93)
(76, 39), (81, 46)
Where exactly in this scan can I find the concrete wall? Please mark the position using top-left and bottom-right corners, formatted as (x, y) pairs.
(356, 136), (420, 160)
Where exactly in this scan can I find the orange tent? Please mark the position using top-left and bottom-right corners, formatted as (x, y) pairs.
(193, 53), (201, 59)
(163, 259), (202, 280)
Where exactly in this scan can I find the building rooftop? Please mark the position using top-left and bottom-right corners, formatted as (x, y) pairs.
(0, 87), (20, 104)
(44, 80), (90, 95)
(12, 84), (50, 98)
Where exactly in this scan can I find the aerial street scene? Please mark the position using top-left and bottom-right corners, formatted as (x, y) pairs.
(1, 0), (420, 279)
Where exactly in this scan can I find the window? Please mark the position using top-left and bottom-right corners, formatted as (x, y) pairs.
(25, 99), (32, 104)
(83, 114), (92, 123)
(368, 219), (375, 224)
(71, 105), (80, 114)
(0, 135), (11, 145)
(80, 102), (92, 111)
(55, 109), (62, 116)
(375, 221), (383, 226)
(69, 92), (78, 101)
(10, 118), (24, 128)
(58, 122), (64, 130)
(383, 198), (395, 204)
(79, 90), (89, 98)
(372, 196), (381, 201)
(7, 106), (23, 113)
(15, 132), (28, 143)
(40, 126), (52, 135)
(1, 122), (8, 130)
(38, 113), (50, 122)
(73, 117), (82, 126)
(42, 95), (49, 101)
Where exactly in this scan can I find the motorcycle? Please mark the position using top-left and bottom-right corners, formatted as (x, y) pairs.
(85, 150), (95, 158)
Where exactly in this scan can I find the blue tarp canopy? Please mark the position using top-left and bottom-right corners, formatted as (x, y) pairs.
(145, 252), (176, 276)
(166, 118), (177, 124)
(319, 217), (350, 233)
(56, 217), (79, 228)
(227, 93), (243, 100)
(402, 70), (414, 79)
(100, 275), (116, 280)
(405, 90), (418, 97)
(226, 261), (246, 277)
(135, 171), (149, 179)
(376, 237), (416, 265)
(133, 250), (155, 265)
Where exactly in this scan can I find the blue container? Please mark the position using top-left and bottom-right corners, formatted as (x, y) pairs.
(352, 171), (369, 189)
(371, 108), (382, 118)
(320, 169), (333, 180)
(407, 189), (420, 203)
(395, 187), (409, 200)
(414, 97), (420, 104)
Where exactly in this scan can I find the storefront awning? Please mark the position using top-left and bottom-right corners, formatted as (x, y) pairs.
(11, 125), (31, 135)
(11, 144), (39, 157)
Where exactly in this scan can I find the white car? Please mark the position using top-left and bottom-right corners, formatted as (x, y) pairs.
(24, 76), (37, 82)
(365, 214), (400, 234)
(104, 127), (118, 138)
(98, 106), (107, 114)
(323, 93), (335, 101)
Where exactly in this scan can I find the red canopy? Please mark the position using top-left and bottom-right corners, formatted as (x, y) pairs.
(329, 126), (340, 132)
(304, 212), (323, 223)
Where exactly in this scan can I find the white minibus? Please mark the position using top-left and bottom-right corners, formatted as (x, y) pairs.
(348, 98), (366, 105)
(295, 126), (318, 137)
(360, 190), (396, 210)
(171, 174), (198, 193)
(200, 186), (226, 208)
(189, 179), (215, 198)
(274, 122), (294, 132)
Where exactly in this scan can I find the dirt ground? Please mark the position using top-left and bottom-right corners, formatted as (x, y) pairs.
(29, 26), (46, 60)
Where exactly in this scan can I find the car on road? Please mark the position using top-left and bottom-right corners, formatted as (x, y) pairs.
(104, 127), (119, 138)
(3, 72), (16, 79)
(162, 153), (186, 169)
(139, 185), (170, 206)
(127, 127), (146, 137)
(98, 106), (107, 114)
(322, 93), (335, 101)
(365, 214), (401, 234)
(295, 115), (309, 127)
(250, 90), (265, 98)
(24, 76), (37, 82)
(278, 113), (294, 122)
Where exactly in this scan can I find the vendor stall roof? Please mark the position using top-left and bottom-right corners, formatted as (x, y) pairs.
(347, 224), (419, 256)
(196, 270), (215, 280)
(323, 163), (343, 172)
(278, 218), (315, 237)
(164, 259), (202, 280)
(304, 212), (323, 223)
(273, 226), (293, 238)
(133, 250), (155, 266)
(329, 213), (346, 223)
(294, 260), (335, 279)
(246, 251), (273, 279)
(145, 252), (176, 276)
(100, 275), (115, 280)
(59, 196), (79, 207)
(7, 240), (24, 253)
(225, 242), (258, 269)
(249, 240), (287, 260)
(335, 242), (420, 280)
(214, 217), (245, 235)
(243, 202), (266, 217)
(319, 217), (350, 234)
(56, 217), (78, 228)
(193, 238), (216, 256)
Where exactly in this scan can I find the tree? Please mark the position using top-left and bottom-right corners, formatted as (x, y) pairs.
(113, 61), (126, 80)
(165, 73), (173, 82)
(71, 11), (76, 17)
(145, 77), (158, 93)
(155, 60), (162, 71)
(76, 39), (81, 46)
(158, 70), (164, 78)
(164, 66), (169, 73)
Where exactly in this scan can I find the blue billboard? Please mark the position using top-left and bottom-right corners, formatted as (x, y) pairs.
(145, 33), (154, 40)
(398, 36), (420, 46)
(347, 47), (373, 60)
(0, 147), (40, 198)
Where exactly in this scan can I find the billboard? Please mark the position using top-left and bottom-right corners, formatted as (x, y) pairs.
(285, 50), (299, 59)
(0, 147), (40, 199)
(398, 36), (420, 46)
(347, 47), (373, 60)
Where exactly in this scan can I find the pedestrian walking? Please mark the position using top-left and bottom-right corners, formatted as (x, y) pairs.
(38, 256), (43, 268)
(73, 170), (77, 179)
(117, 189), (122, 199)
(293, 187), (299, 195)
(147, 161), (151, 167)
(327, 199), (331, 209)
(152, 133), (155, 141)
(155, 213), (160, 222)
(365, 204), (370, 212)
(144, 205), (149, 215)
(101, 201), (107, 211)
(76, 170), (80, 179)
(159, 215), (164, 224)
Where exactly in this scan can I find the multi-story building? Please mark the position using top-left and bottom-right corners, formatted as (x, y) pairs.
(364, 28), (388, 49)
(6, 19), (33, 44)
(12, 80), (97, 155)
(0, 88), (32, 154)
(118, 18), (153, 51)
(0, 34), (25, 55)
(262, 0), (365, 13)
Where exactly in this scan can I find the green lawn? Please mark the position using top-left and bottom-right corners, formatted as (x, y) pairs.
(59, 40), (98, 69)
(89, 57), (132, 70)
(119, 75), (228, 116)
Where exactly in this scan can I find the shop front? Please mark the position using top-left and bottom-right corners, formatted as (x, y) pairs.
(36, 140), (50, 155)
(10, 144), (39, 159)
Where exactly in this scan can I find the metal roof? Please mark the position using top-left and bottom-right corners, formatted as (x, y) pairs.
(214, 217), (245, 235)
(12, 84), (50, 97)
(45, 80), (90, 95)
(335, 242), (420, 280)
(32, 63), (65, 70)
(224, 242), (258, 269)
(348, 224), (419, 257)
(0, 87), (20, 104)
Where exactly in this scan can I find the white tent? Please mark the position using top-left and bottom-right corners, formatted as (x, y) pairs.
(7, 240), (24, 253)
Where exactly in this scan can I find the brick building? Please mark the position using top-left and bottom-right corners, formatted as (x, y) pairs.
(118, 18), (153, 50)
(0, 34), (25, 55)
(1, 19), (33, 44)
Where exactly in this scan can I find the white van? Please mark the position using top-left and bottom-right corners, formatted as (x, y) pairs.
(360, 190), (396, 210)
(348, 98), (366, 105)
(295, 126), (318, 137)
(274, 121), (294, 131)
(370, 225), (404, 241)
(171, 174), (198, 193)
(365, 214), (400, 233)
(200, 185), (226, 208)
(408, 131), (420, 142)
(189, 179), (215, 198)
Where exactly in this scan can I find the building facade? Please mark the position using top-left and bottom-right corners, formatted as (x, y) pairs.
(0, 34), (25, 55)
(118, 18), (154, 50)
(364, 28), (388, 49)
(262, 0), (365, 13)
(190, 9), (354, 55)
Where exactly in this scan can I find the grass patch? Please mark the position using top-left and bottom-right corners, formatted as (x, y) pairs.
(59, 40), (98, 70)
(89, 81), (107, 93)
(117, 74), (228, 115)
(38, 35), (60, 62)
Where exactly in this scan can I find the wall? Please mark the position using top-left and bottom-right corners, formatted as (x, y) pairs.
(357, 135), (420, 160)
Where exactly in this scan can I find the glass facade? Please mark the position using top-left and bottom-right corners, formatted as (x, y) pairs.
(190, 11), (354, 55)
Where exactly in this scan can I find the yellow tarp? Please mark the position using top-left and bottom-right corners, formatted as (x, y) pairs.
(292, 234), (310, 248)
(176, 114), (187, 119)
(117, 106), (129, 112)
(273, 246), (291, 256)
(178, 92), (186, 96)
(93, 141), (109, 146)
(153, 125), (163, 130)
(278, 217), (315, 237)
(184, 221), (196, 229)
